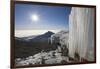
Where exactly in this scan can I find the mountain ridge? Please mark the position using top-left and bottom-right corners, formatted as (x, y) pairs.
(15, 31), (55, 42)
(29, 31), (55, 42)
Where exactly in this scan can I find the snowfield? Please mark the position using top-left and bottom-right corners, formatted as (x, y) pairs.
(15, 50), (69, 66)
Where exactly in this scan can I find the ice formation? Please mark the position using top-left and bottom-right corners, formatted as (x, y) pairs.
(69, 7), (95, 61)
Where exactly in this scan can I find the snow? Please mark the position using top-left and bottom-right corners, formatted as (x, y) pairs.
(15, 50), (69, 66)
(50, 30), (69, 46)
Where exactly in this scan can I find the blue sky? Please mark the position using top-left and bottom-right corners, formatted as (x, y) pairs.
(15, 3), (71, 37)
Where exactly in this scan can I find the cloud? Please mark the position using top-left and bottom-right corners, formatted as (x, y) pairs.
(15, 29), (59, 37)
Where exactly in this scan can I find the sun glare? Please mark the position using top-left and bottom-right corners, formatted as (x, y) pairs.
(31, 14), (39, 22)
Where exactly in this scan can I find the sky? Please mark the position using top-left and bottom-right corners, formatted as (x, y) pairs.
(15, 3), (71, 37)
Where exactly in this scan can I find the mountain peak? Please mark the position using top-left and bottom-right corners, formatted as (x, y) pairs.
(29, 31), (55, 42)
(44, 31), (55, 35)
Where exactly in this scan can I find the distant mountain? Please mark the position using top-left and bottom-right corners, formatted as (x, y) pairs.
(15, 31), (55, 58)
(21, 35), (38, 41)
(30, 31), (55, 42)
(15, 31), (54, 42)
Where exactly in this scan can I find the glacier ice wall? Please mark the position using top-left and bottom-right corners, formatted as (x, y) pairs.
(69, 7), (95, 61)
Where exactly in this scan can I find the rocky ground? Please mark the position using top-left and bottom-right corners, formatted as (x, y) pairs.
(15, 49), (71, 66)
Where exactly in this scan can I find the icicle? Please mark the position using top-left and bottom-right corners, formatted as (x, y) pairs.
(69, 7), (94, 61)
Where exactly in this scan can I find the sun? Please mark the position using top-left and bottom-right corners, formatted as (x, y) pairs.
(31, 14), (39, 22)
